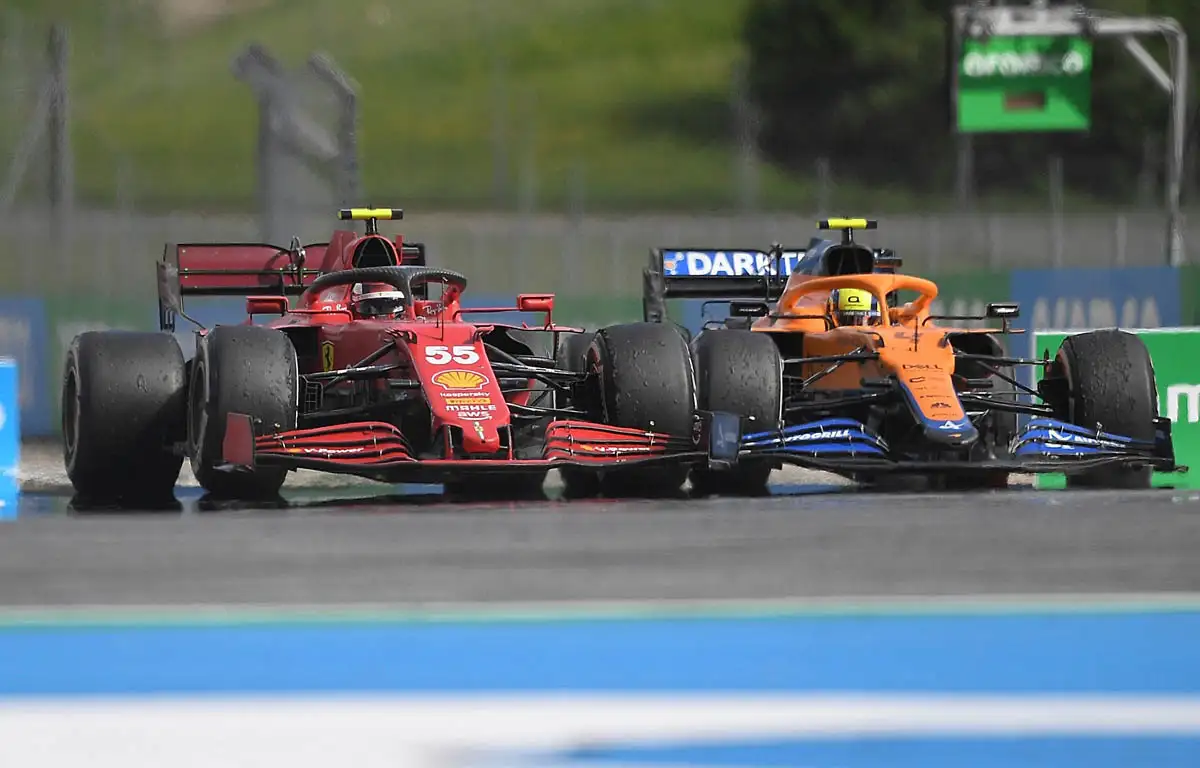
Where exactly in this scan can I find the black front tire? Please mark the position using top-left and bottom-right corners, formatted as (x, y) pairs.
(189, 325), (298, 500)
(553, 330), (602, 497)
(1051, 329), (1157, 489)
(590, 321), (697, 498)
(62, 331), (186, 506)
(689, 329), (782, 496)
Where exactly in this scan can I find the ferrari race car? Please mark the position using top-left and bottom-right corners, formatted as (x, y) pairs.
(644, 217), (1186, 494)
(61, 208), (722, 505)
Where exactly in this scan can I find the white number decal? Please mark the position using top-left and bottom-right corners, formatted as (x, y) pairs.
(425, 345), (479, 365)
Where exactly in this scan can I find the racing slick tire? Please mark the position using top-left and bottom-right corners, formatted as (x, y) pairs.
(564, 322), (697, 498)
(689, 329), (782, 496)
(1048, 329), (1157, 490)
(555, 330), (595, 374)
(188, 325), (298, 500)
(554, 330), (603, 497)
(62, 331), (187, 507)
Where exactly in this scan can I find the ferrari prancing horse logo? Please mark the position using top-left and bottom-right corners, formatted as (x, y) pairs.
(321, 341), (335, 372)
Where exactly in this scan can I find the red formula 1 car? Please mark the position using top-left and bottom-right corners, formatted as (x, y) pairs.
(62, 208), (723, 505)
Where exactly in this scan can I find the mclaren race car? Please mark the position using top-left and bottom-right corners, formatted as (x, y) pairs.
(61, 208), (719, 505)
(644, 217), (1185, 494)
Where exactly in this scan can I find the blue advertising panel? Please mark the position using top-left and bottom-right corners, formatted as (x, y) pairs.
(1010, 267), (1181, 333)
(0, 298), (49, 436)
(1010, 267), (1181, 396)
(0, 358), (18, 515)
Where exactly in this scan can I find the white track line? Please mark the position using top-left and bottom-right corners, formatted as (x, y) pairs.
(2, 695), (1200, 768)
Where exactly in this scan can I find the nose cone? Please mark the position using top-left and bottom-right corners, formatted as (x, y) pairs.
(460, 419), (502, 455)
(921, 417), (979, 447)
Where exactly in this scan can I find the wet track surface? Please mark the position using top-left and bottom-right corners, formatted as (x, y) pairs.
(2, 479), (1199, 606)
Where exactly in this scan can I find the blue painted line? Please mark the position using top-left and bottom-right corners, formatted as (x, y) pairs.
(1, 611), (1198, 696)
(533, 735), (1200, 768)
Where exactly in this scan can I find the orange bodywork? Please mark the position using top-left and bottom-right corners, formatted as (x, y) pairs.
(749, 272), (989, 428)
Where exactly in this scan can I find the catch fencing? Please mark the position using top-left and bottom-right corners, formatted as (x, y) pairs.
(0, 207), (1189, 304)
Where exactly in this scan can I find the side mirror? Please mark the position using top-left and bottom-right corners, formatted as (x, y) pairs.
(246, 296), (289, 316)
(517, 293), (555, 314)
(730, 301), (769, 318)
(986, 302), (1020, 319)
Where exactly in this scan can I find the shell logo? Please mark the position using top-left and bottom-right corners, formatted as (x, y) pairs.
(432, 369), (488, 390)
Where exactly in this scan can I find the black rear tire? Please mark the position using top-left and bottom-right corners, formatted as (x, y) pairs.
(689, 329), (781, 496)
(554, 330), (604, 498)
(189, 325), (298, 500)
(62, 331), (186, 506)
(1050, 329), (1157, 489)
(572, 322), (697, 498)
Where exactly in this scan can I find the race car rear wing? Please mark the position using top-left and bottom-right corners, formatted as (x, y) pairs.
(642, 245), (904, 323)
(156, 239), (427, 332)
(642, 247), (802, 323)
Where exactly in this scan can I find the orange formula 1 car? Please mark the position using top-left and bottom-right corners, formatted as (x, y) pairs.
(643, 218), (1185, 494)
(61, 208), (718, 506)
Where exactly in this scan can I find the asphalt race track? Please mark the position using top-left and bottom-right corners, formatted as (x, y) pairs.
(2, 462), (1199, 606)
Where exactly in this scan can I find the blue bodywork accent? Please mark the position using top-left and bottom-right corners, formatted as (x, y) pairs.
(1011, 418), (1147, 459)
(739, 414), (1161, 470)
(898, 385), (979, 446)
(742, 417), (889, 457)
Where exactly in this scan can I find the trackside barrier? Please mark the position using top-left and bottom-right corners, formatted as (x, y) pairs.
(0, 358), (20, 517)
(1031, 327), (1200, 489)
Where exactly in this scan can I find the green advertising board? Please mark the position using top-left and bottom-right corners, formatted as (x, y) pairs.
(956, 35), (1092, 132)
(1031, 328), (1200, 489)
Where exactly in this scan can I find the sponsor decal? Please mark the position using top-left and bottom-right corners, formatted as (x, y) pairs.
(785, 429), (854, 443)
(472, 421), (486, 440)
(909, 376), (926, 384)
(1167, 383), (1200, 424)
(432, 370), (489, 391)
(938, 420), (968, 430)
(321, 341), (335, 372)
(662, 250), (804, 277)
(444, 403), (497, 421)
(425, 344), (481, 365)
(931, 402), (952, 409)
(288, 446), (361, 457)
(440, 390), (497, 421)
(1046, 429), (1122, 448)
(904, 363), (942, 371)
(580, 444), (649, 455)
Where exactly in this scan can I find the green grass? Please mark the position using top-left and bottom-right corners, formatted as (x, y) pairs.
(1, 0), (1130, 213)
(6, 0), (822, 211)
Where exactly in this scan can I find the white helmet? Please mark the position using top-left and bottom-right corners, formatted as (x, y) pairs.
(351, 283), (406, 318)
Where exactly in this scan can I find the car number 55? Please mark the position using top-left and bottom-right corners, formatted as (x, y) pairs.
(425, 345), (480, 365)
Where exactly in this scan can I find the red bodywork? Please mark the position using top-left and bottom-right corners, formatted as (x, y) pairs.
(160, 228), (705, 484)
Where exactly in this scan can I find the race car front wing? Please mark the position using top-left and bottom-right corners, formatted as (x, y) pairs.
(219, 412), (734, 484)
(737, 415), (1186, 477)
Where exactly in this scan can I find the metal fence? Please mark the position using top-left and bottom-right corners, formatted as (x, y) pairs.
(0, 6), (1194, 308)
(0, 207), (1186, 304)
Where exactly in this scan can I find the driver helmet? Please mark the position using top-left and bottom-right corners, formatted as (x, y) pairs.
(829, 288), (880, 327)
(351, 282), (406, 318)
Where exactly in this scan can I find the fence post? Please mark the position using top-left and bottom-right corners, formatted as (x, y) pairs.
(234, 44), (359, 242)
(47, 24), (73, 224)
(306, 53), (360, 205)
